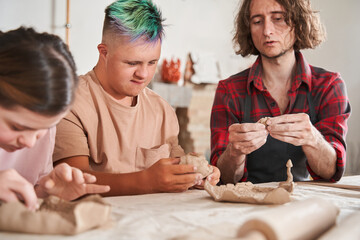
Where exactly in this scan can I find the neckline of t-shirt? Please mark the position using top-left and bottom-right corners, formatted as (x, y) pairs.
(89, 70), (141, 112)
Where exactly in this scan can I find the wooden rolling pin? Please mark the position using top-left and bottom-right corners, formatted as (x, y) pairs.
(297, 181), (360, 191)
(318, 211), (360, 239)
(237, 198), (339, 240)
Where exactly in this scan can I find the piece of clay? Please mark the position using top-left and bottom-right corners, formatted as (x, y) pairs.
(278, 160), (295, 193)
(204, 181), (291, 205)
(257, 117), (270, 126)
(237, 198), (339, 240)
(167, 136), (186, 158)
(179, 153), (213, 179)
(205, 160), (295, 204)
(0, 194), (111, 235)
(170, 144), (186, 158)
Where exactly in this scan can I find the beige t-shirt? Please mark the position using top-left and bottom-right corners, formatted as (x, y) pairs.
(53, 70), (181, 173)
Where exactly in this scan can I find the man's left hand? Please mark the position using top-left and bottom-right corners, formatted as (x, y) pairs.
(266, 113), (318, 147)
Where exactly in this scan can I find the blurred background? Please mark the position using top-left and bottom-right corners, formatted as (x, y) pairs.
(1, 0), (359, 175)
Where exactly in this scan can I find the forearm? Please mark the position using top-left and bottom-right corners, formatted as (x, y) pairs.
(55, 156), (153, 196)
(302, 129), (337, 180)
(216, 144), (246, 184)
(83, 170), (154, 196)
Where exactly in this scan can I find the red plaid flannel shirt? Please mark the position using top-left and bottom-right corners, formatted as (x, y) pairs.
(210, 52), (350, 182)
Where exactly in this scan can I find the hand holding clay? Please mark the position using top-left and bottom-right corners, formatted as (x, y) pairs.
(144, 158), (202, 193)
(179, 153), (220, 189)
(179, 153), (213, 178)
(193, 166), (220, 190)
(266, 113), (317, 147)
(257, 117), (270, 127)
(0, 169), (38, 210)
(206, 165), (220, 186)
(36, 163), (110, 201)
(228, 122), (268, 156)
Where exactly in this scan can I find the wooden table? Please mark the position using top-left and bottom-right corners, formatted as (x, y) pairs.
(1, 175), (360, 240)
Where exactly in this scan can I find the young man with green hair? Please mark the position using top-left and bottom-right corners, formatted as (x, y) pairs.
(53, 0), (220, 196)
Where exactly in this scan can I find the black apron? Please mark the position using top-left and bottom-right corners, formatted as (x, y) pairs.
(242, 90), (318, 183)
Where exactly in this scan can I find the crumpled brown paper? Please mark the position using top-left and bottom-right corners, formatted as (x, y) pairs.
(204, 160), (295, 204)
(0, 194), (111, 235)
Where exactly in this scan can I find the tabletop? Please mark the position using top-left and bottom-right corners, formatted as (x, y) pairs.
(1, 175), (360, 240)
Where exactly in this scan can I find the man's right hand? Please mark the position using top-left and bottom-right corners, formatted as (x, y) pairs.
(216, 122), (269, 184)
(0, 169), (38, 210)
(228, 122), (268, 157)
(143, 158), (202, 193)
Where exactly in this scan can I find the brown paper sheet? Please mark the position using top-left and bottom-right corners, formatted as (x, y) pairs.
(0, 194), (111, 235)
(205, 160), (294, 204)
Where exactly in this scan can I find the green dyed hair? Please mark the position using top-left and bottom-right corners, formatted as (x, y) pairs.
(103, 0), (164, 43)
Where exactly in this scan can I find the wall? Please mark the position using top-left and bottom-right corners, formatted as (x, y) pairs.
(0, 0), (359, 174)
(303, 0), (360, 175)
(0, 0), (249, 76)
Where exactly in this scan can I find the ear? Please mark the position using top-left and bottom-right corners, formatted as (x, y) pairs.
(97, 43), (108, 60)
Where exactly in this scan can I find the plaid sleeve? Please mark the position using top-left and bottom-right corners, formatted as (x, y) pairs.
(306, 73), (351, 182)
(210, 80), (241, 166)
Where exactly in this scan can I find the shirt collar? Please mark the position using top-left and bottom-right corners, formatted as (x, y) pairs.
(247, 51), (312, 94)
(293, 51), (312, 91)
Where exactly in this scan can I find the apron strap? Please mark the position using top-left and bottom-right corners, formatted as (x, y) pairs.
(243, 93), (251, 123)
(306, 91), (318, 124)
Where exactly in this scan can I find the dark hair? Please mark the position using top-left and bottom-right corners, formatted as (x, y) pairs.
(233, 0), (326, 57)
(102, 0), (164, 43)
(0, 27), (78, 116)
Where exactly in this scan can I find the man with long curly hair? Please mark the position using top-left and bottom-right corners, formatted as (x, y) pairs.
(210, 0), (350, 184)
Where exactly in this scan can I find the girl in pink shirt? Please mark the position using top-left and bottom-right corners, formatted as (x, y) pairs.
(0, 27), (109, 210)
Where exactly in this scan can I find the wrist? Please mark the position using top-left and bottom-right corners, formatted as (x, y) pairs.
(138, 169), (155, 194)
(227, 143), (246, 166)
(217, 146), (246, 172)
(304, 126), (323, 149)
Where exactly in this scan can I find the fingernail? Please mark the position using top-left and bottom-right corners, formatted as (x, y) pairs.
(207, 176), (212, 181)
(193, 166), (197, 171)
(29, 203), (39, 212)
(45, 179), (55, 189)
